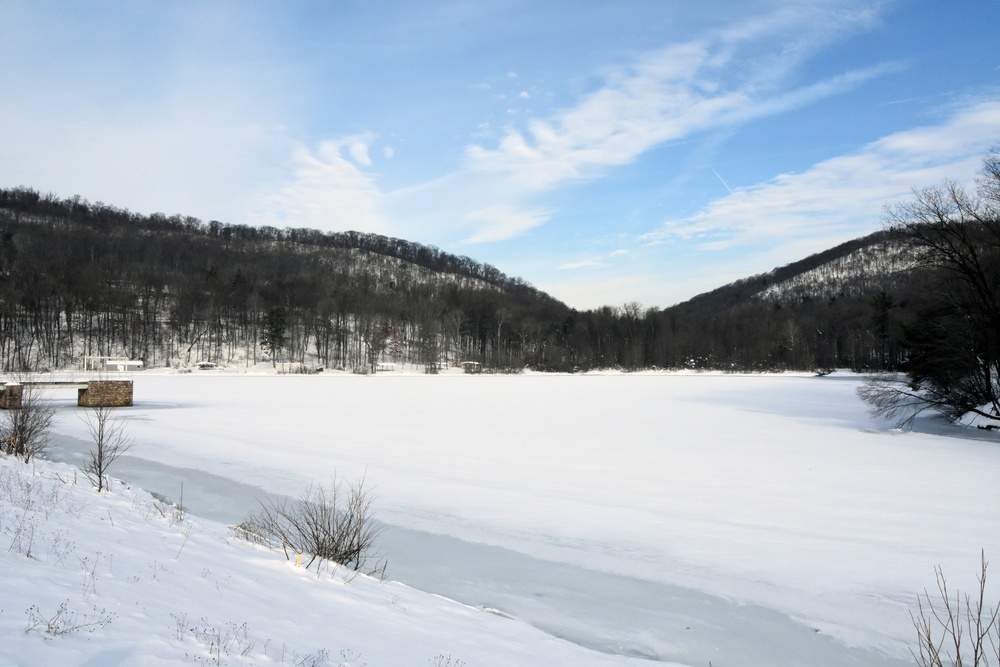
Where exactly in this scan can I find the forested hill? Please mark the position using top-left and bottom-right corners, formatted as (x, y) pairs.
(0, 187), (570, 372)
(680, 228), (914, 311)
(0, 186), (914, 373)
(0, 187), (546, 298)
(660, 227), (920, 372)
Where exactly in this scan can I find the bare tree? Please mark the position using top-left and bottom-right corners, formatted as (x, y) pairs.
(82, 405), (133, 492)
(0, 380), (54, 462)
(861, 149), (1000, 427)
(235, 474), (383, 574)
(857, 373), (975, 429)
(912, 552), (1000, 667)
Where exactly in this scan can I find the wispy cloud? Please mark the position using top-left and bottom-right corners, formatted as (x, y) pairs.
(254, 136), (387, 232)
(558, 248), (630, 271)
(642, 99), (1000, 249)
(454, 4), (894, 243)
(462, 204), (551, 243)
(559, 258), (608, 270)
(347, 137), (374, 167)
(216, 2), (895, 246)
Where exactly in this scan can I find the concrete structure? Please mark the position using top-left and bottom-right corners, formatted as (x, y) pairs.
(1, 382), (22, 409)
(0, 380), (133, 409)
(78, 381), (133, 407)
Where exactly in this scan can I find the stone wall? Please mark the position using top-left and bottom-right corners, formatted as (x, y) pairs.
(0, 383), (22, 409)
(78, 381), (133, 407)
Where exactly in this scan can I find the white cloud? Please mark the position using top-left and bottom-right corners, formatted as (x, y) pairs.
(254, 138), (387, 233)
(468, 6), (890, 185)
(462, 204), (551, 243)
(558, 249), (630, 270)
(558, 258), (607, 270)
(465, 41), (738, 191)
(347, 136), (374, 167)
(716, 62), (903, 126)
(456, 4), (896, 241)
(642, 99), (1000, 249)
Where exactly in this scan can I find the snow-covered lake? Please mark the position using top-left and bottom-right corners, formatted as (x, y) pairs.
(41, 370), (1000, 665)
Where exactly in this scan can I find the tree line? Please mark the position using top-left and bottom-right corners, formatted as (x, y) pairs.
(0, 185), (923, 377)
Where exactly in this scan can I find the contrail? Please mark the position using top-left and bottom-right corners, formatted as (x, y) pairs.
(713, 169), (733, 194)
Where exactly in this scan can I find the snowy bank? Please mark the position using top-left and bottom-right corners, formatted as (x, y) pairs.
(0, 455), (650, 666)
(6, 371), (999, 665)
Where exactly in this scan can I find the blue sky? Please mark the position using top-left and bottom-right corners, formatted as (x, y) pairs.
(1, 1), (998, 309)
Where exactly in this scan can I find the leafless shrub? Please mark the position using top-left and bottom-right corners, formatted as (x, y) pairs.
(81, 405), (134, 492)
(857, 374), (952, 428)
(185, 618), (256, 666)
(24, 601), (115, 637)
(1, 461), (78, 559)
(912, 552), (1000, 667)
(236, 475), (383, 574)
(1, 380), (54, 461)
(289, 648), (330, 667)
(78, 551), (104, 597)
(7, 508), (40, 558)
(171, 612), (190, 640)
(337, 649), (365, 666)
(148, 488), (186, 525)
(48, 530), (75, 566)
(428, 656), (466, 667)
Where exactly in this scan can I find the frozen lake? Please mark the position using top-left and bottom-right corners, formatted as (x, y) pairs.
(46, 370), (1000, 665)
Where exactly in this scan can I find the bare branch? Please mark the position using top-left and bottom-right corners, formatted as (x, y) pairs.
(235, 474), (384, 575)
(912, 552), (1000, 667)
(857, 375), (953, 428)
(0, 377), (54, 461)
(81, 405), (134, 492)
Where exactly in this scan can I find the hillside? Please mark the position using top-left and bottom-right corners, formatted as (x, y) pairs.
(753, 232), (918, 303)
(676, 229), (911, 311)
(652, 228), (921, 372)
(0, 451), (633, 667)
(0, 186), (918, 374)
(0, 187), (570, 373)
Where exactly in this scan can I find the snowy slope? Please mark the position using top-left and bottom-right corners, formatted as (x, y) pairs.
(0, 455), (647, 667)
(5, 369), (1000, 666)
(755, 237), (918, 302)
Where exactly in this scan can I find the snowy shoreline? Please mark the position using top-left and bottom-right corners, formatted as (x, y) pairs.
(4, 371), (997, 665)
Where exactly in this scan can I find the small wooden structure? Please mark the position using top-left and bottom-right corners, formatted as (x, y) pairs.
(0, 380), (133, 409)
(84, 356), (144, 372)
(460, 361), (482, 374)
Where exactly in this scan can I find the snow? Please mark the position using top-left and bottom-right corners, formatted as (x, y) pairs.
(0, 457), (623, 667)
(3, 369), (999, 666)
(754, 239), (918, 302)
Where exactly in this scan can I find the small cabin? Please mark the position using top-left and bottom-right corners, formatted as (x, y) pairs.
(460, 361), (482, 374)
